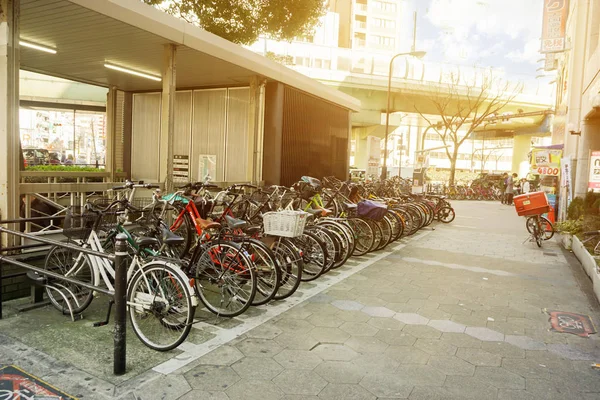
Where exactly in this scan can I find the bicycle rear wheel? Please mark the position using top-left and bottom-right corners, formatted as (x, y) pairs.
(347, 218), (374, 256)
(294, 231), (327, 281)
(128, 262), (194, 351)
(43, 245), (94, 315)
(526, 216), (554, 240)
(194, 241), (257, 317)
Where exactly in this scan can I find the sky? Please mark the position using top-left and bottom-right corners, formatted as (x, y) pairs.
(407, 0), (546, 83)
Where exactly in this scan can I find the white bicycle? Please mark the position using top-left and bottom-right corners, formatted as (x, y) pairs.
(43, 193), (196, 351)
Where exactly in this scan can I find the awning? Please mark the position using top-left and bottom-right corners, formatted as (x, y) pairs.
(20, 0), (361, 111)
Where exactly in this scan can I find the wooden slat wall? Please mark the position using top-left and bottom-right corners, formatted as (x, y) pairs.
(281, 87), (350, 186)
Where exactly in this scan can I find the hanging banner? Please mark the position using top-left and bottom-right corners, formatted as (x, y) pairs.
(561, 155), (572, 203)
(540, 0), (569, 53)
(588, 151), (600, 191)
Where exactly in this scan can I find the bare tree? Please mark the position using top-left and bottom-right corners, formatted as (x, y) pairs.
(415, 72), (522, 185)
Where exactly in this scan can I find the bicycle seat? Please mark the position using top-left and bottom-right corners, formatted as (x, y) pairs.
(344, 203), (358, 210)
(161, 227), (185, 245)
(136, 236), (159, 248)
(197, 218), (221, 230)
(245, 225), (261, 235)
(306, 208), (322, 216)
(225, 215), (248, 229)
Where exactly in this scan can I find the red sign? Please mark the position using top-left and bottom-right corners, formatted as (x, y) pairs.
(541, 0), (569, 53)
(589, 151), (600, 190)
(537, 166), (560, 176)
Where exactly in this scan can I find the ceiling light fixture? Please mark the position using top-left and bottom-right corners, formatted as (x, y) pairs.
(104, 63), (162, 82)
(19, 40), (57, 54)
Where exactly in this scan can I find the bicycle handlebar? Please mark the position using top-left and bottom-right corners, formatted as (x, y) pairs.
(584, 230), (600, 236)
(111, 180), (160, 190)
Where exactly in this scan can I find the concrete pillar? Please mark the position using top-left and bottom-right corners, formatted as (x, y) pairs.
(262, 82), (284, 185)
(105, 86), (117, 181)
(511, 135), (531, 175)
(160, 44), (176, 191)
(574, 121), (600, 198)
(352, 127), (368, 169)
(0, 0), (20, 239)
(246, 76), (266, 184)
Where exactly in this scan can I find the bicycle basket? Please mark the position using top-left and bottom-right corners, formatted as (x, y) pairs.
(263, 210), (309, 238)
(63, 206), (96, 239)
(127, 197), (154, 222)
(357, 200), (388, 221)
(193, 198), (214, 219)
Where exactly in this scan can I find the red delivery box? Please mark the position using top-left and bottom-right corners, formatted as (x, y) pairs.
(513, 191), (550, 216)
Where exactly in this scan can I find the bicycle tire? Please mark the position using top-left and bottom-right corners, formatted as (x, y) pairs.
(293, 231), (327, 281)
(194, 241), (257, 317)
(243, 239), (281, 306)
(526, 216), (554, 240)
(367, 219), (383, 252)
(347, 218), (374, 256)
(308, 225), (340, 273)
(43, 245), (95, 315)
(128, 261), (194, 351)
(317, 220), (352, 268)
(271, 238), (303, 300)
(438, 206), (456, 223)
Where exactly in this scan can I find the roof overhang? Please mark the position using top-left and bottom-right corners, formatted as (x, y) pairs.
(20, 0), (361, 111)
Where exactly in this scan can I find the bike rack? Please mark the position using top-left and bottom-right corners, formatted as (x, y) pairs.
(0, 224), (129, 375)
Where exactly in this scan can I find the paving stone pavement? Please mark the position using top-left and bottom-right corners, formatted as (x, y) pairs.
(2, 200), (600, 399)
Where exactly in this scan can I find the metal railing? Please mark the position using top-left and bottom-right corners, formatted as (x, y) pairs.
(0, 223), (129, 375)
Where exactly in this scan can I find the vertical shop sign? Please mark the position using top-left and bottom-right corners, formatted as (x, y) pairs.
(561, 155), (572, 203)
(541, 0), (569, 53)
(588, 151), (600, 192)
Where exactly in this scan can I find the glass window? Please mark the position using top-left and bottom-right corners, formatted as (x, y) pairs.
(20, 108), (106, 168)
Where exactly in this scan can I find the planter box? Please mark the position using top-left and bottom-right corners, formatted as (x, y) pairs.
(572, 235), (600, 302)
(560, 233), (573, 250)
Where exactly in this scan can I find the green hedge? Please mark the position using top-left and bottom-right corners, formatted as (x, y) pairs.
(25, 165), (104, 173)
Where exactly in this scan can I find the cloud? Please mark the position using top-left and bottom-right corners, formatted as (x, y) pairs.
(425, 0), (543, 67)
(505, 37), (542, 64)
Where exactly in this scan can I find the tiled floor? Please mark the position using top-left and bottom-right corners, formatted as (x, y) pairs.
(1, 200), (600, 399)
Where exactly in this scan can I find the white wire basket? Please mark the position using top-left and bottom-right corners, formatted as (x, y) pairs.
(263, 210), (309, 237)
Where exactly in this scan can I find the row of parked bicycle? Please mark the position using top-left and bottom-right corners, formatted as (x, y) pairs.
(42, 175), (455, 352)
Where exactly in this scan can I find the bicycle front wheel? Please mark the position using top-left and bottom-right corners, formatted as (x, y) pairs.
(128, 262), (194, 351)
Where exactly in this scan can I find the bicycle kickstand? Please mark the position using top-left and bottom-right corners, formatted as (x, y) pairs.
(93, 299), (114, 327)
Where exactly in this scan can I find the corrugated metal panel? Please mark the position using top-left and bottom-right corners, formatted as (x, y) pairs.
(281, 87), (349, 186)
(174, 91), (192, 157)
(115, 90), (125, 172)
(225, 88), (250, 182)
(131, 93), (161, 182)
(191, 89), (227, 181)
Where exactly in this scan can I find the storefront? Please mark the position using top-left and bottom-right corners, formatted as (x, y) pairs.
(529, 144), (563, 223)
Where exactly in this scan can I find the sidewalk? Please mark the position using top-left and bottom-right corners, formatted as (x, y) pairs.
(1, 200), (600, 399)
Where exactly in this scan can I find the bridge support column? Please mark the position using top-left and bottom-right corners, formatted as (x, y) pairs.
(0, 0), (20, 243)
(574, 121), (600, 198)
(511, 135), (531, 176)
(160, 44), (176, 192)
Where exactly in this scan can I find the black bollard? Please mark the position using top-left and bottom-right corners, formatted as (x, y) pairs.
(113, 233), (128, 375)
